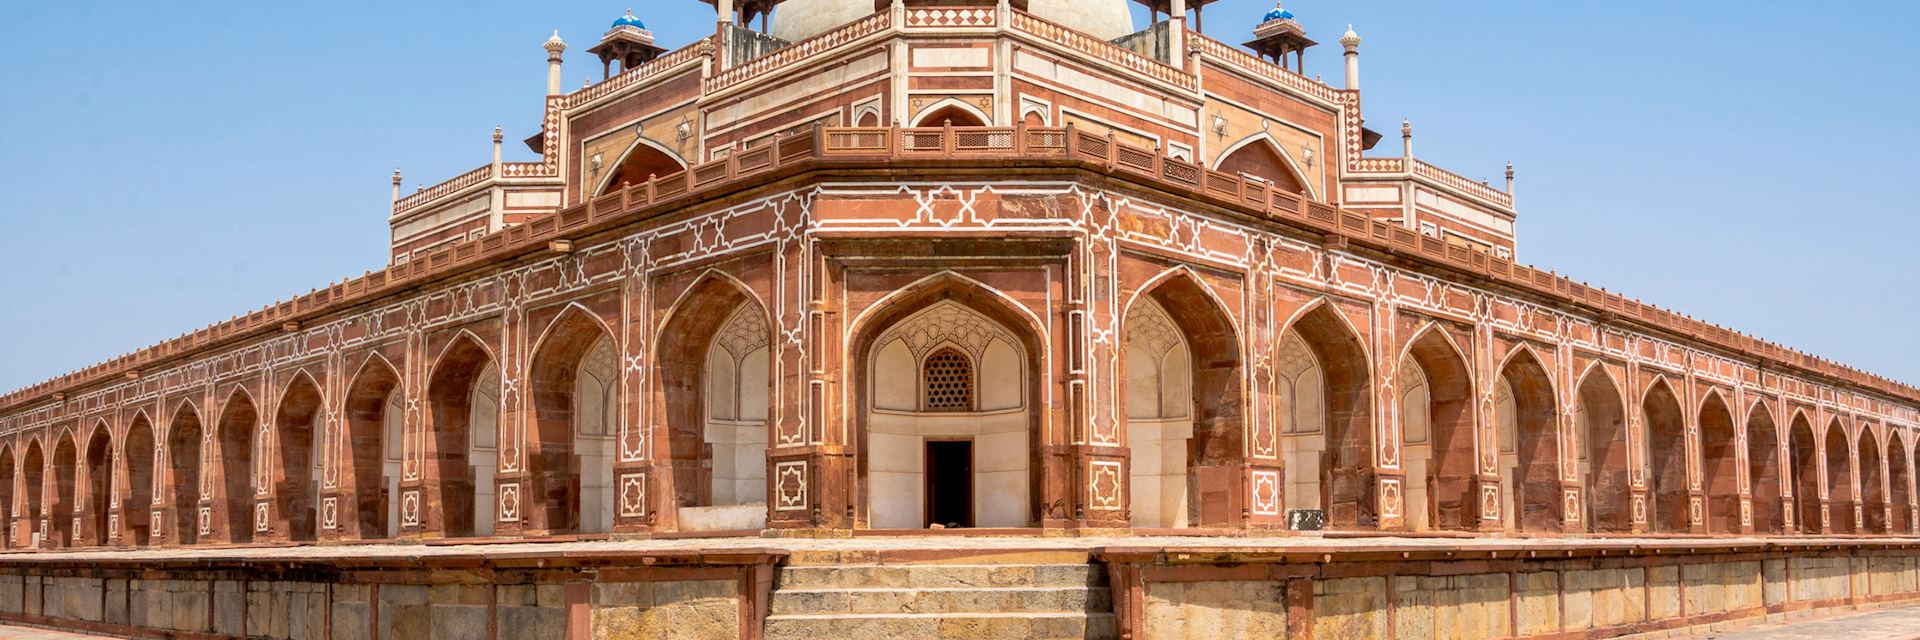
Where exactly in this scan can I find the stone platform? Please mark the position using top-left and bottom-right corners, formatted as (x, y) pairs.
(0, 534), (1918, 639)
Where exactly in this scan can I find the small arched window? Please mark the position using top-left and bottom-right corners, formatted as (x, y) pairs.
(922, 347), (975, 412)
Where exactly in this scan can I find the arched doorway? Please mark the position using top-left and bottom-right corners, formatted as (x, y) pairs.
(1644, 380), (1689, 533)
(169, 404), (204, 545)
(1577, 367), (1630, 532)
(861, 298), (1033, 528)
(343, 356), (402, 539)
(125, 416), (155, 546)
(83, 426), (112, 546)
(275, 375), (323, 542)
(655, 275), (773, 531)
(1748, 403), (1784, 534)
(1890, 432), (1912, 534)
(1859, 429), (1886, 534)
(1699, 392), (1739, 533)
(23, 442), (44, 547)
(1789, 414), (1819, 534)
(216, 390), (257, 544)
(1216, 136), (1308, 196)
(1496, 348), (1559, 532)
(1825, 421), (1854, 534)
(1277, 303), (1374, 528)
(1124, 274), (1244, 529)
(426, 334), (500, 538)
(1398, 326), (1474, 531)
(598, 141), (686, 196)
(51, 434), (76, 547)
(527, 307), (620, 535)
(852, 275), (1044, 530)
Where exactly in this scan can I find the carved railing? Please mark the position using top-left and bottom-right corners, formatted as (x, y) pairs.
(562, 38), (712, 109)
(1190, 34), (1342, 104)
(706, 12), (891, 93)
(7, 125), (1916, 416)
(394, 162), (561, 216)
(1414, 160), (1513, 208)
(1010, 13), (1194, 91)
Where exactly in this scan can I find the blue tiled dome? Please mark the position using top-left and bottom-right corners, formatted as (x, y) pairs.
(1263, 4), (1295, 22)
(612, 9), (646, 29)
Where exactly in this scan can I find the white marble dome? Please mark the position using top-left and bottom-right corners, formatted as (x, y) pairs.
(771, 0), (1136, 42)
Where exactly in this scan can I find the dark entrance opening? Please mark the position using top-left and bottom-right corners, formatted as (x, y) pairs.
(925, 440), (974, 528)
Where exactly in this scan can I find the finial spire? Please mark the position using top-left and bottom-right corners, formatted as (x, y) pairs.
(1401, 119), (1414, 160)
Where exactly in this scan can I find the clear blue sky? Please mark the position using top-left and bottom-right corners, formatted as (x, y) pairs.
(0, 1), (1914, 393)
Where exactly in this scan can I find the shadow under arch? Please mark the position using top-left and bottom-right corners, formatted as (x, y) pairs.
(1825, 419), (1855, 534)
(169, 401), (205, 545)
(1860, 427), (1887, 534)
(124, 413), (156, 546)
(1698, 391), (1739, 533)
(1788, 412), (1820, 534)
(215, 387), (258, 544)
(274, 372), (324, 542)
(1276, 299), (1375, 529)
(653, 271), (772, 528)
(1496, 345), (1559, 532)
(426, 331), (502, 538)
(1643, 377), (1689, 532)
(1747, 401), (1785, 534)
(526, 304), (621, 535)
(1575, 364), (1631, 532)
(1398, 323), (1475, 531)
(1125, 269), (1246, 528)
(343, 353), (403, 539)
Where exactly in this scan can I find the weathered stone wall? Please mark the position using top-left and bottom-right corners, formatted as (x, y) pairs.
(1120, 547), (1920, 639)
(1143, 579), (1286, 639)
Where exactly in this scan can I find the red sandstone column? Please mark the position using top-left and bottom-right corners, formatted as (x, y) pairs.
(492, 296), (531, 538)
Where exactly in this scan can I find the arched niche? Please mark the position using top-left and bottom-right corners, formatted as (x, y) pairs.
(168, 404), (204, 545)
(1496, 347), (1559, 532)
(526, 306), (620, 534)
(854, 278), (1040, 531)
(1699, 391), (1739, 533)
(124, 415), (155, 546)
(1277, 303), (1374, 529)
(1747, 403), (1785, 534)
(83, 425), (111, 546)
(216, 389), (258, 544)
(1215, 134), (1310, 198)
(597, 138), (687, 196)
(1860, 428), (1886, 534)
(274, 374), (324, 542)
(1123, 298), (1193, 528)
(1398, 325), (1473, 531)
(1825, 420), (1854, 534)
(1577, 366), (1631, 533)
(1643, 379), (1688, 533)
(343, 355), (402, 539)
(426, 333), (501, 538)
(1788, 413), (1820, 534)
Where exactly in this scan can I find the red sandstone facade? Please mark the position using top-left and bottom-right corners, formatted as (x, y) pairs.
(2, 2), (1916, 553)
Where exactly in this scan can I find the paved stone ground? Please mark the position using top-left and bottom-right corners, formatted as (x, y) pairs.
(0, 532), (1914, 563)
(0, 625), (118, 639)
(1684, 605), (1920, 639)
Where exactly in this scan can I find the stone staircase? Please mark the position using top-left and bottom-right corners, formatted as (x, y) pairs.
(763, 554), (1117, 639)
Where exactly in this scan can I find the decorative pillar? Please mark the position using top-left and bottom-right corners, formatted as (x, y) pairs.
(1340, 26), (1361, 90)
(544, 32), (567, 96)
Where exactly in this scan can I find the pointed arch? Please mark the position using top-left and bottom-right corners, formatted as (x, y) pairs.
(82, 425), (112, 546)
(1788, 412), (1820, 534)
(527, 304), (621, 534)
(1276, 298), (1375, 528)
(1889, 430), (1912, 534)
(1398, 322), (1475, 531)
(1122, 297), (1193, 528)
(22, 440), (44, 547)
(851, 271), (1046, 529)
(1825, 419), (1855, 534)
(1698, 390), (1739, 533)
(1495, 344), (1560, 532)
(1747, 401), (1785, 534)
(168, 401), (204, 545)
(596, 136), (689, 196)
(653, 270), (771, 529)
(1214, 132), (1314, 199)
(909, 98), (990, 127)
(344, 352), (403, 539)
(50, 431), (77, 547)
(1576, 364), (1631, 532)
(426, 331), (501, 538)
(1126, 268), (1245, 528)
(273, 372), (324, 542)
(215, 386), (258, 543)
(124, 413), (156, 546)
(1859, 427), (1887, 534)
(1642, 377), (1689, 532)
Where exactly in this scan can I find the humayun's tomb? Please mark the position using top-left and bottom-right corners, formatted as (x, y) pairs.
(1, 2), (1917, 639)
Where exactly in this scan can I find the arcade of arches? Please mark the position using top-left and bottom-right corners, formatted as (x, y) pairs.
(4, 276), (1920, 547)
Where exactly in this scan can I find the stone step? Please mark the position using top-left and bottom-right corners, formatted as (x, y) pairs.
(770, 585), (1112, 615)
(776, 563), (1105, 590)
(763, 611), (1119, 640)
